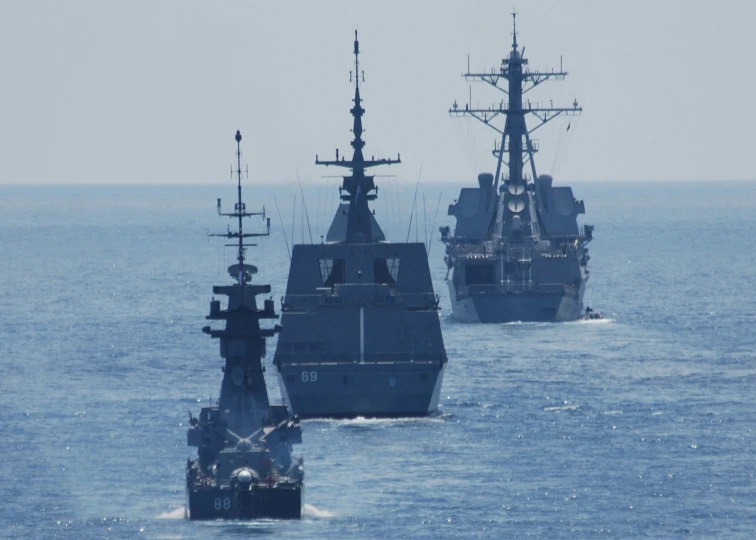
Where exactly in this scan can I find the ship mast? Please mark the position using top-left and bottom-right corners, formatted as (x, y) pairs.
(212, 130), (270, 286)
(450, 13), (582, 216)
(315, 30), (401, 243)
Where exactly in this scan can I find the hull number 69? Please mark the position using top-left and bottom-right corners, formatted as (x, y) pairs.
(301, 371), (318, 382)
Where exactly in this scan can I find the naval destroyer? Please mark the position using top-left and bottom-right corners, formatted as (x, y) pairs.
(185, 131), (304, 519)
(440, 14), (594, 323)
(273, 32), (448, 417)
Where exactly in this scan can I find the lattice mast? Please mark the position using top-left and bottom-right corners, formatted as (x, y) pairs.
(212, 130), (270, 287)
(316, 30), (401, 243)
(450, 13), (582, 208)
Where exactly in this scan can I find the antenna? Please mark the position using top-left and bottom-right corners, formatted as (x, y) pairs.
(427, 192), (443, 258)
(354, 30), (360, 90)
(295, 168), (314, 244)
(423, 193), (428, 253)
(272, 195), (291, 261)
(512, 11), (518, 50)
(210, 130), (270, 285)
(314, 31), (401, 244)
(291, 195), (296, 252)
(234, 130), (245, 285)
(405, 166), (422, 243)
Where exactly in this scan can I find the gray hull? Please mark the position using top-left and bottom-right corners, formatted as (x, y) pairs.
(449, 280), (585, 323)
(277, 362), (445, 418)
(187, 484), (302, 520)
(275, 243), (448, 419)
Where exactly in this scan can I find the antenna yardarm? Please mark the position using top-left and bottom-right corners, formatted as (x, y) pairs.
(210, 130), (271, 284)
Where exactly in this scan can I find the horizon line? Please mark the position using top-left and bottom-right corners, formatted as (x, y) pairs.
(2, 178), (756, 187)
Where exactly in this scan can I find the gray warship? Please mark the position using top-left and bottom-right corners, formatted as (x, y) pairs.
(440, 14), (594, 323)
(273, 32), (448, 418)
(185, 130), (304, 520)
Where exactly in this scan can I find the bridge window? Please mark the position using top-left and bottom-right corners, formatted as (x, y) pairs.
(374, 257), (399, 285)
(320, 258), (345, 286)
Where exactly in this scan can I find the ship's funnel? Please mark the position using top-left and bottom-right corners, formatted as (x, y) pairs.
(477, 173), (494, 191)
(536, 174), (553, 187)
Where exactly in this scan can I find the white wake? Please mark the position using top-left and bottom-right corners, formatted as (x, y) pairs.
(156, 507), (186, 519)
(302, 504), (336, 518)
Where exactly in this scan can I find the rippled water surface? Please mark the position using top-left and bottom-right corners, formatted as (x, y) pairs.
(2, 181), (755, 538)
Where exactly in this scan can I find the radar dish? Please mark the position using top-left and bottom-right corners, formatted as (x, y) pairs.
(228, 263), (258, 275)
(507, 183), (526, 195)
(507, 199), (525, 213)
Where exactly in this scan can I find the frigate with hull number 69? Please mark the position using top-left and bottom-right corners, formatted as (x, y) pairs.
(185, 131), (304, 520)
(273, 32), (448, 418)
(440, 14), (595, 323)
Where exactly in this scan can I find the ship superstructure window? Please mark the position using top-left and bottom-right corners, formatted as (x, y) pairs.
(465, 263), (495, 285)
(320, 258), (345, 286)
(374, 257), (399, 285)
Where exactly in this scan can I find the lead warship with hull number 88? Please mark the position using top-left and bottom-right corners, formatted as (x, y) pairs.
(185, 131), (304, 520)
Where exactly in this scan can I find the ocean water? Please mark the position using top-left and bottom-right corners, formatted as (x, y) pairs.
(1, 180), (755, 539)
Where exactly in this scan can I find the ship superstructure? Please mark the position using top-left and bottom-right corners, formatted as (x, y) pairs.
(185, 131), (303, 519)
(441, 14), (594, 322)
(273, 32), (447, 417)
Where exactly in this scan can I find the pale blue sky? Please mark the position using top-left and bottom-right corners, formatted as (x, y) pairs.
(2, 1), (754, 184)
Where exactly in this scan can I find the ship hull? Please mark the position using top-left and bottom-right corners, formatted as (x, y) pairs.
(449, 280), (585, 323)
(187, 484), (302, 520)
(277, 363), (445, 418)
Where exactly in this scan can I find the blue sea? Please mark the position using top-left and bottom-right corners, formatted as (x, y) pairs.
(2, 180), (755, 538)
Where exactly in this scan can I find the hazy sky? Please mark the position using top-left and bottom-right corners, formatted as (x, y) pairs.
(2, 1), (755, 185)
